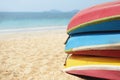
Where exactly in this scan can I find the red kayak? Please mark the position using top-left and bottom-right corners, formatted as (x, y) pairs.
(66, 70), (120, 80)
(67, 1), (120, 34)
(66, 50), (120, 58)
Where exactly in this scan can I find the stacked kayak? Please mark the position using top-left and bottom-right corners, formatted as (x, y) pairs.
(65, 1), (120, 57)
(64, 55), (120, 80)
(64, 1), (120, 80)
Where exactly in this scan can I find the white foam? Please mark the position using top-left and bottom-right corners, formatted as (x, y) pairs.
(0, 26), (67, 33)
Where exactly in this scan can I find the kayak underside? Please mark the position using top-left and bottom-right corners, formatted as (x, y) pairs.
(64, 55), (120, 80)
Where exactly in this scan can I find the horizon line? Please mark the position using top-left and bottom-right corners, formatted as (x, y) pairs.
(0, 9), (79, 13)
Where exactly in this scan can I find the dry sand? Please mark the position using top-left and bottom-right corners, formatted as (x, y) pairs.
(0, 30), (83, 80)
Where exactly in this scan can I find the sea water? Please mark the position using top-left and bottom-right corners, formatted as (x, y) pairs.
(0, 12), (77, 32)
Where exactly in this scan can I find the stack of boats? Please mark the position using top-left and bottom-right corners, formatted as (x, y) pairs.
(64, 1), (120, 80)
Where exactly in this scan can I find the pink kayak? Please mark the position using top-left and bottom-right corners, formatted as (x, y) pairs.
(67, 1), (120, 34)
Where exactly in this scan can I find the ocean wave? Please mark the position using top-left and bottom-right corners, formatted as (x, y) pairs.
(0, 26), (67, 33)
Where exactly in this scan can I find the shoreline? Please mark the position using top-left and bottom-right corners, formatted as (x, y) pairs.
(0, 27), (67, 41)
(0, 26), (67, 34)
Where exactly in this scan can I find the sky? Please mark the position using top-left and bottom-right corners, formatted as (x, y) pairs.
(0, 0), (114, 12)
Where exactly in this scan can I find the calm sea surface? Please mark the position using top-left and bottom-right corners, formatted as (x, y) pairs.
(0, 12), (77, 31)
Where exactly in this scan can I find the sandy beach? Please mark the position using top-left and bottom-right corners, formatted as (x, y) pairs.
(0, 29), (83, 80)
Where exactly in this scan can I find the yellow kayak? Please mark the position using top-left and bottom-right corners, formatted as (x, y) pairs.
(64, 55), (120, 80)
(64, 55), (120, 69)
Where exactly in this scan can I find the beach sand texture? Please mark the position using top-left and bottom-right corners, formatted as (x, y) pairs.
(0, 30), (82, 80)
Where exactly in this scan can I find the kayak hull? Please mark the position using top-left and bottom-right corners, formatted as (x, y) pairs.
(64, 55), (120, 80)
(66, 70), (120, 80)
(66, 50), (120, 58)
(67, 1), (120, 34)
(65, 33), (120, 57)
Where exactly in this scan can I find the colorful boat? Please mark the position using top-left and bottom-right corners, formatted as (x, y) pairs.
(64, 55), (120, 80)
(64, 1), (120, 79)
(65, 33), (120, 57)
(67, 1), (120, 35)
(65, 1), (120, 57)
